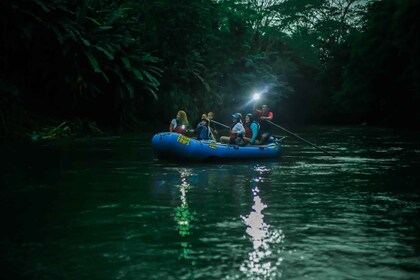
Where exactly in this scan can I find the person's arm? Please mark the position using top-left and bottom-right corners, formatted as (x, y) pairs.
(250, 123), (258, 144)
(209, 121), (218, 134)
(252, 102), (258, 112)
(195, 125), (203, 135)
(237, 123), (245, 137)
(209, 128), (216, 141)
(230, 123), (239, 136)
(169, 119), (176, 132)
(255, 109), (262, 121)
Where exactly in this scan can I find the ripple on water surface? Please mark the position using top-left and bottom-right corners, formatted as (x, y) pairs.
(0, 128), (419, 279)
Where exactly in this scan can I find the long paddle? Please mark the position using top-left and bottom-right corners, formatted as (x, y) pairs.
(266, 120), (335, 157)
(211, 120), (230, 129)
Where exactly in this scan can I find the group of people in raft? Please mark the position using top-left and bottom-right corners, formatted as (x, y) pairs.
(169, 104), (274, 145)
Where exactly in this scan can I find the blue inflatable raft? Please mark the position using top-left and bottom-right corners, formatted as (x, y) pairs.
(152, 132), (282, 161)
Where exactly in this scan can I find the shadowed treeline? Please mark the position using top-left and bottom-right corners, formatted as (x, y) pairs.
(0, 0), (418, 139)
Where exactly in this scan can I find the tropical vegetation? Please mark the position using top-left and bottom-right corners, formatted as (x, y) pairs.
(1, 0), (418, 139)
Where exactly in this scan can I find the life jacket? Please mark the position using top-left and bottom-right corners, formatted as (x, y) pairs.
(245, 127), (252, 138)
(245, 121), (260, 140)
(197, 125), (210, 140)
(173, 122), (187, 135)
(258, 111), (272, 131)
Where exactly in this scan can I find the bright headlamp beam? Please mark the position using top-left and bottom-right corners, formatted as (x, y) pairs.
(253, 93), (261, 101)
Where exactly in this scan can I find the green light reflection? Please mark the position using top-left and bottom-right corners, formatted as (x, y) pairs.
(174, 168), (195, 260)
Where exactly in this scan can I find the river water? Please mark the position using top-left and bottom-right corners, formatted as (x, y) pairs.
(1, 126), (419, 280)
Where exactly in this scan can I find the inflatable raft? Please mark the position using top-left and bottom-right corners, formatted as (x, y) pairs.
(152, 132), (282, 161)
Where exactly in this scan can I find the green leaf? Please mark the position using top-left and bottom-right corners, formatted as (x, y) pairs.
(84, 51), (101, 73)
(98, 26), (114, 31)
(124, 82), (134, 99)
(84, 50), (109, 83)
(81, 37), (91, 46)
(142, 70), (160, 86)
(121, 56), (131, 70)
(50, 25), (64, 44)
(100, 71), (110, 83)
(148, 66), (163, 76)
(62, 23), (78, 41)
(131, 67), (143, 81)
(33, 0), (51, 12)
(144, 85), (158, 100)
(87, 17), (101, 26)
(94, 45), (115, 60)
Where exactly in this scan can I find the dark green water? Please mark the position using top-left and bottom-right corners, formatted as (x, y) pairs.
(1, 126), (419, 280)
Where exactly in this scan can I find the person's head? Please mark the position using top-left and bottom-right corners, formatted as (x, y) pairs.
(201, 113), (207, 120)
(262, 104), (269, 113)
(177, 110), (189, 124)
(232, 113), (241, 123)
(245, 113), (254, 124)
(235, 112), (242, 120)
(201, 118), (209, 126)
(207, 112), (214, 120)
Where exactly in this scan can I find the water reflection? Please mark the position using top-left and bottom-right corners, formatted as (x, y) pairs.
(240, 165), (284, 279)
(174, 168), (195, 260)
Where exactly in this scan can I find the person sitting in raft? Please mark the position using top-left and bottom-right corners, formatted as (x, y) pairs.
(244, 113), (260, 145)
(195, 117), (211, 140)
(207, 111), (217, 141)
(220, 114), (245, 145)
(194, 113), (207, 128)
(253, 104), (273, 144)
(169, 110), (191, 136)
(235, 112), (243, 124)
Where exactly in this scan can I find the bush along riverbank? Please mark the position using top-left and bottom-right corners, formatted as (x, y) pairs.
(0, 113), (105, 142)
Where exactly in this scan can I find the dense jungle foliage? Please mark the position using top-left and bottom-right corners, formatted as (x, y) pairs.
(0, 0), (419, 139)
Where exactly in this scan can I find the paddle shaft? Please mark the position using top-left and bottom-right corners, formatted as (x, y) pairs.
(267, 120), (335, 157)
(211, 120), (230, 129)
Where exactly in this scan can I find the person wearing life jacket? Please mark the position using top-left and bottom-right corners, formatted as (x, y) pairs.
(194, 113), (207, 128)
(195, 116), (212, 140)
(220, 113), (245, 144)
(244, 113), (260, 145)
(254, 104), (273, 144)
(235, 112), (243, 124)
(169, 110), (191, 136)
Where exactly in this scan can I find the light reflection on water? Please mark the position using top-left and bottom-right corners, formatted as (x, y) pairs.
(239, 165), (285, 279)
(0, 127), (419, 279)
(174, 168), (195, 260)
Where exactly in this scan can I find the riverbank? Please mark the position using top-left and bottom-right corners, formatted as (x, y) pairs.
(0, 109), (164, 142)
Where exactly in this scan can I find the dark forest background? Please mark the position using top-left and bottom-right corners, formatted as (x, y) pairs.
(1, 0), (419, 139)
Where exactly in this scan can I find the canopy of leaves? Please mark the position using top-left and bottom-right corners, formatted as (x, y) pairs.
(0, 0), (162, 127)
(1, 0), (418, 136)
(337, 0), (420, 126)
